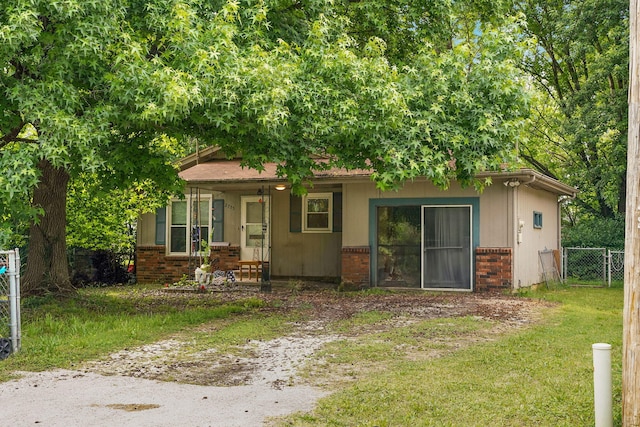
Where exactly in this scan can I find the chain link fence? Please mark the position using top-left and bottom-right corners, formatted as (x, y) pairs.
(608, 250), (624, 286)
(0, 248), (21, 359)
(563, 247), (624, 287)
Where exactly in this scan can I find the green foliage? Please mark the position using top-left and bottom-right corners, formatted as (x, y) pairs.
(0, 0), (187, 279)
(2, 0), (533, 289)
(517, 0), (629, 219)
(66, 174), (176, 252)
(0, 0), (532, 198)
(562, 215), (625, 250)
(164, 4), (530, 192)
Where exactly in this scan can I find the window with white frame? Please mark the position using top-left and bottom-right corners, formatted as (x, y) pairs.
(167, 196), (211, 255)
(303, 193), (332, 232)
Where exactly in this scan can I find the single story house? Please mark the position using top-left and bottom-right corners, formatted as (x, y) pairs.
(136, 147), (576, 291)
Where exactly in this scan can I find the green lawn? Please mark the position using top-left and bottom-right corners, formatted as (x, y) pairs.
(279, 285), (623, 426)
(0, 285), (267, 381)
(0, 284), (624, 426)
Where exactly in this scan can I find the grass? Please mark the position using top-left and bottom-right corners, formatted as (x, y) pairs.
(0, 283), (625, 426)
(187, 314), (300, 354)
(279, 284), (623, 426)
(0, 285), (266, 382)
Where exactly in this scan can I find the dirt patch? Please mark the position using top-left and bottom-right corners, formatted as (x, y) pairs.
(82, 287), (553, 387)
(106, 403), (161, 411)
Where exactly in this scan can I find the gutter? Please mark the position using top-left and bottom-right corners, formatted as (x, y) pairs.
(477, 169), (577, 198)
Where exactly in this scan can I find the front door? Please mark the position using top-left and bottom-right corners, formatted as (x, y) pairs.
(240, 196), (270, 261)
(422, 205), (472, 290)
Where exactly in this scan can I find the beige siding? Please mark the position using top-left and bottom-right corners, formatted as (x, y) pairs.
(513, 185), (561, 288)
(341, 180), (536, 250)
(137, 212), (156, 246)
(269, 187), (342, 278)
(342, 182), (375, 247)
(478, 184), (512, 247)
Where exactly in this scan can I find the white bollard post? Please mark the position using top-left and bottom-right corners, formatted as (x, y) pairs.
(592, 343), (613, 427)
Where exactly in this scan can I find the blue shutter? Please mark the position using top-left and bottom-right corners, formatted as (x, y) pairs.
(333, 192), (342, 232)
(155, 207), (166, 245)
(290, 194), (302, 232)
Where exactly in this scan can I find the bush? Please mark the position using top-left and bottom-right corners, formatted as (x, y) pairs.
(69, 248), (133, 286)
(562, 216), (624, 249)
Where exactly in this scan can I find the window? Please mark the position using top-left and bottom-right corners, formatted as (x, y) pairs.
(303, 193), (332, 232)
(170, 200), (188, 253)
(212, 199), (224, 242)
(533, 211), (543, 229)
(166, 196), (212, 255)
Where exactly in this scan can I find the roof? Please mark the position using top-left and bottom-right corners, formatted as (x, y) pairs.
(177, 146), (225, 170)
(179, 159), (371, 184)
(476, 168), (577, 197)
(179, 158), (577, 197)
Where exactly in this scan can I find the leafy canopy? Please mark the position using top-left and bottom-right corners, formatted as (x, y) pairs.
(516, 0), (628, 219)
(1, 0), (531, 250)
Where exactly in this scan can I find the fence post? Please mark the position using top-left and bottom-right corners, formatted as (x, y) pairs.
(8, 249), (20, 353)
(14, 248), (20, 352)
(607, 250), (611, 288)
(601, 248), (607, 286)
(563, 247), (567, 281)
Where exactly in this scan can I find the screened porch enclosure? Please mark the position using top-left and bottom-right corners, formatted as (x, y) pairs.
(375, 204), (472, 290)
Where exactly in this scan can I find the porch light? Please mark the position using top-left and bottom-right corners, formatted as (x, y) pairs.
(274, 184), (286, 191)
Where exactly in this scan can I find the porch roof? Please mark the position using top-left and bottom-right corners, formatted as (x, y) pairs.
(178, 159), (371, 184)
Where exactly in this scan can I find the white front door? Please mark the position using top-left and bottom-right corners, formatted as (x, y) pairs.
(240, 196), (270, 261)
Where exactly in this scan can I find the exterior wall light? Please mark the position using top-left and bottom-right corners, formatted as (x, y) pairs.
(503, 179), (521, 187)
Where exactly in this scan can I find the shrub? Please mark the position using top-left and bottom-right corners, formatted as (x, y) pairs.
(562, 215), (624, 249)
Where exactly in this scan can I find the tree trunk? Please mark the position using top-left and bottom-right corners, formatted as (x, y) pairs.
(619, 169), (627, 216)
(624, 0), (640, 424)
(22, 159), (73, 296)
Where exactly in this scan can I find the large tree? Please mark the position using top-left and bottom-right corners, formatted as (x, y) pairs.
(1, 0), (530, 295)
(516, 0), (629, 220)
(0, 0), (188, 294)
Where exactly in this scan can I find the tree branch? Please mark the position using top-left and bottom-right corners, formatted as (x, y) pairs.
(518, 151), (558, 179)
(1, 121), (39, 149)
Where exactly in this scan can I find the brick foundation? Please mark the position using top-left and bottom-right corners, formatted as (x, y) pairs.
(475, 247), (512, 292)
(136, 246), (188, 284)
(341, 246), (370, 287)
(136, 245), (241, 284)
(210, 244), (241, 271)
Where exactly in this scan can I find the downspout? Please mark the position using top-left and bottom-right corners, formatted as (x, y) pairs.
(514, 173), (536, 289)
(512, 182), (519, 289)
